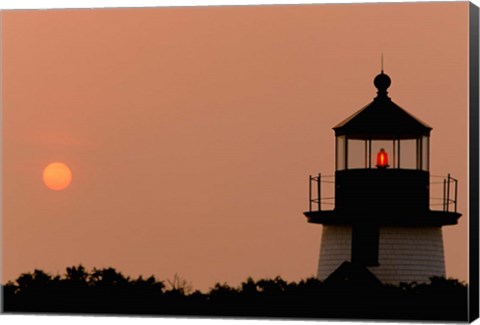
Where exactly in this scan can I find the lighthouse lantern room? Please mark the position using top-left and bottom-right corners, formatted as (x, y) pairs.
(305, 71), (461, 284)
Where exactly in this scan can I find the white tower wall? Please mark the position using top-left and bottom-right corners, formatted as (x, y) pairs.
(317, 225), (352, 280)
(317, 225), (445, 284)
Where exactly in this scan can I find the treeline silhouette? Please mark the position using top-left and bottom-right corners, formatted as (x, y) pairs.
(2, 265), (467, 321)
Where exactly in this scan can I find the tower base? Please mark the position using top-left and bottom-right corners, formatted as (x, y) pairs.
(317, 225), (445, 284)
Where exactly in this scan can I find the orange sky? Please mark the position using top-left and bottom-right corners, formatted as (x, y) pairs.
(1, 2), (470, 291)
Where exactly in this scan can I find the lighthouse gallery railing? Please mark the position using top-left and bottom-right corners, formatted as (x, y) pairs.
(430, 174), (458, 213)
(308, 173), (458, 213)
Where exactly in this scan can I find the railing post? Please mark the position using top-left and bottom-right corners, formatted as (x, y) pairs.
(443, 179), (447, 211)
(318, 173), (321, 211)
(446, 174), (451, 212)
(309, 175), (312, 212)
(454, 178), (458, 213)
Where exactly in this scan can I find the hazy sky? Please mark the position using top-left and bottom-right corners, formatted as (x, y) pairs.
(2, 2), (470, 291)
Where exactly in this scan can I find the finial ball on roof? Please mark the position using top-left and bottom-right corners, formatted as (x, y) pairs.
(374, 72), (391, 91)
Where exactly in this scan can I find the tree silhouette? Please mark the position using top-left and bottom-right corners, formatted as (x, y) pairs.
(65, 265), (88, 283)
(165, 273), (193, 295)
(1, 266), (468, 321)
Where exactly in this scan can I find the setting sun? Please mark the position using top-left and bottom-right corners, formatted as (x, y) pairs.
(43, 162), (73, 191)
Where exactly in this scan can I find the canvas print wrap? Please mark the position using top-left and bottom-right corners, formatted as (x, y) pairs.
(1, 1), (478, 322)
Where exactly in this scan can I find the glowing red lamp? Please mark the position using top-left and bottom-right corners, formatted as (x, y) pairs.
(376, 148), (389, 168)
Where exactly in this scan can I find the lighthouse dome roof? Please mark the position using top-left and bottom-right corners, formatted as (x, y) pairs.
(333, 72), (432, 140)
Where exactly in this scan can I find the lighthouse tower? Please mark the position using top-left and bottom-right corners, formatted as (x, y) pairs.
(305, 71), (461, 285)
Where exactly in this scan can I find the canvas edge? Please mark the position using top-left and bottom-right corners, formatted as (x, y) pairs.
(469, 1), (480, 323)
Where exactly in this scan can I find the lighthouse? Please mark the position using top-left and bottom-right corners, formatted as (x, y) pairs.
(305, 71), (461, 285)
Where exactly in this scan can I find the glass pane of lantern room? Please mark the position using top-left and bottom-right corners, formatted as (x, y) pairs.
(370, 141), (394, 169)
(336, 136), (346, 170)
(422, 136), (429, 171)
(347, 139), (367, 169)
(399, 139), (417, 169)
